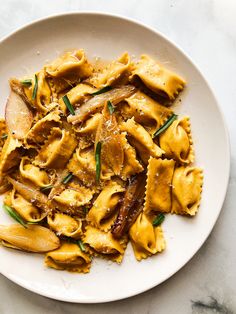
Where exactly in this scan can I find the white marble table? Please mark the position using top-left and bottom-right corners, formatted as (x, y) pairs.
(0, 0), (235, 313)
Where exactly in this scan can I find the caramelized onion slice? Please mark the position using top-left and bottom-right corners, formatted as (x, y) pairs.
(7, 176), (53, 213)
(67, 85), (136, 124)
(95, 103), (124, 176)
(5, 89), (33, 139)
(112, 172), (146, 238)
(0, 224), (60, 252)
(48, 168), (69, 200)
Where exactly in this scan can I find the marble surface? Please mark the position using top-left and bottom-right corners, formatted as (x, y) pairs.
(0, 0), (235, 313)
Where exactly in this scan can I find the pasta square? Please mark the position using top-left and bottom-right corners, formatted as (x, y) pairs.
(144, 157), (175, 214)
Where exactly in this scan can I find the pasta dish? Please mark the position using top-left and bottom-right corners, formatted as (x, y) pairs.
(0, 50), (203, 273)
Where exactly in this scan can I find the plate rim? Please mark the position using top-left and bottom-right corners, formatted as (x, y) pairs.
(0, 11), (231, 303)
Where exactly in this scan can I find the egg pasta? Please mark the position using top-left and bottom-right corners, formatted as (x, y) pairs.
(0, 50), (203, 272)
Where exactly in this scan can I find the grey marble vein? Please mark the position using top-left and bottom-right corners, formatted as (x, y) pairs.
(0, 0), (236, 313)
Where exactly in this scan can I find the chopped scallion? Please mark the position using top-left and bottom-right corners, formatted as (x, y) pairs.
(153, 114), (178, 138)
(40, 185), (54, 192)
(77, 240), (86, 252)
(91, 86), (112, 96)
(107, 100), (115, 114)
(95, 141), (102, 183)
(62, 173), (73, 184)
(21, 79), (32, 86)
(152, 213), (165, 227)
(62, 95), (75, 115)
(32, 74), (38, 100)
(3, 204), (27, 228)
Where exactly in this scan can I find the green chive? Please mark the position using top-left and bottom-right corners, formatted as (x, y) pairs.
(153, 114), (178, 138)
(107, 100), (115, 114)
(21, 79), (32, 86)
(62, 95), (75, 115)
(91, 86), (112, 96)
(153, 213), (165, 227)
(40, 185), (54, 192)
(83, 206), (88, 215)
(95, 141), (102, 182)
(1, 134), (8, 139)
(62, 173), (73, 184)
(32, 74), (38, 100)
(3, 204), (27, 228)
(77, 240), (86, 252)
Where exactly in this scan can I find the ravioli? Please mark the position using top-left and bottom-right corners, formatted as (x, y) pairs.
(20, 157), (50, 188)
(0, 50), (203, 274)
(25, 110), (61, 146)
(144, 157), (175, 214)
(131, 54), (185, 100)
(129, 212), (166, 261)
(90, 52), (131, 88)
(45, 242), (91, 273)
(34, 127), (77, 168)
(120, 91), (173, 135)
(172, 166), (203, 215)
(10, 189), (46, 222)
(45, 50), (92, 81)
(24, 70), (52, 113)
(159, 116), (194, 165)
(83, 225), (126, 263)
(87, 181), (125, 231)
(120, 118), (164, 164)
(47, 213), (83, 239)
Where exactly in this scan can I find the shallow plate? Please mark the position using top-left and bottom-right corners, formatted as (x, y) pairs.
(0, 12), (230, 303)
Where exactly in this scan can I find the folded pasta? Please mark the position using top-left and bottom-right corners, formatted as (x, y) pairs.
(0, 49), (203, 274)
(159, 116), (194, 164)
(120, 91), (173, 135)
(87, 181), (125, 231)
(83, 225), (126, 263)
(171, 166), (203, 215)
(34, 127), (77, 168)
(131, 54), (185, 100)
(45, 242), (91, 273)
(120, 118), (164, 164)
(129, 212), (166, 261)
(89, 52), (131, 88)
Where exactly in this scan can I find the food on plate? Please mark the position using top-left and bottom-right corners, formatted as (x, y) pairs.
(0, 50), (203, 272)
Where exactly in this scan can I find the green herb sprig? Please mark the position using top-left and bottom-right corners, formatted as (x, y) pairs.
(152, 213), (165, 227)
(3, 204), (27, 228)
(62, 95), (75, 115)
(21, 79), (32, 86)
(40, 185), (54, 192)
(107, 100), (115, 114)
(91, 86), (112, 96)
(95, 141), (102, 183)
(153, 114), (178, 138)
(77, 240), (86, 252)
(62, 173), (73, 184)
(32, 74), (38, 100)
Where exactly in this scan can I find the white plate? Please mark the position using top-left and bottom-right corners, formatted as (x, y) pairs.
(0, 12), (230, 303)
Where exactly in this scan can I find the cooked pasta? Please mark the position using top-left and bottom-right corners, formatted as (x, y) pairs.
(0, 50), (203, 272)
